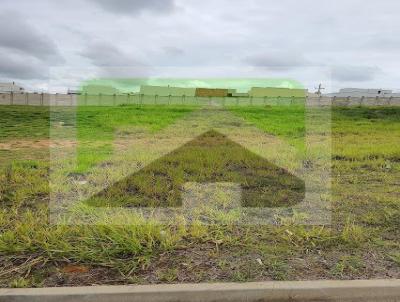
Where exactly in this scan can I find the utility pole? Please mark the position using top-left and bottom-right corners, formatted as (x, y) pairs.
(315, 83), (325, 96)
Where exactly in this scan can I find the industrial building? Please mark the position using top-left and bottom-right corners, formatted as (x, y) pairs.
(231, 92), (249, 97)
(327, 88), (400, 98)
(81, 84), (120, 95)
(139, 85), (306, 98)
(140, 85), (196, 97)
(0, 82), (24, 93)
(195, 88), (229, 97)
(249, 87), (307, 98)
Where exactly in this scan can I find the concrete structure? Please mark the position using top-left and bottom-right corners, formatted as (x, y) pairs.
(67, 89), (81, 95)
(0, 279), (399, 302)
(195, 88), (229, 97)
(1, 91), (400, 107)
(232, 92), (249, 97)
(0, 92), (76, 106)
(227, 89), (237, 96)
(327, 88), (400, 98)
(140, 85), (196, 97)
(1, 92), (400, 107)
(249, 87), (307, 98)
(81, 85), (119, 95)
(0, 82), (24, 93)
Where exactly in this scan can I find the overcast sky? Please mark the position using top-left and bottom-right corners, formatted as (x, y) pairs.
(1, 0), (399, 92)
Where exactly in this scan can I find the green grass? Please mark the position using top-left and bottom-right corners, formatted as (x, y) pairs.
(332, 107), (400, 162)
(228, 104), (306, 150)
(0, 105), (195, 171)
(76, 105), (196, 140)
(0, 106), (51, 140)
(0, 105), (399, 286)
(86, 130), (305, 208)
(76, 105), (196, 171)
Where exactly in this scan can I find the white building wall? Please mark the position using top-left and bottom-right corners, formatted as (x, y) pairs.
(140, 85), (196, 97)
(327, 88), (399, 97)
(0, 83), (24, 93)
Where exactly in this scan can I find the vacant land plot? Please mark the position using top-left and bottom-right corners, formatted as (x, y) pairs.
(0, 105), (399, 287)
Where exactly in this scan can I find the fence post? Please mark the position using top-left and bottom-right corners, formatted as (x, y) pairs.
(263, 96), (266, 105)
(127, 93), (130, 105)
(25, 93), (29, 105)
(236, 97), (239, 106)
(389, 96), (393, 106)
(209, 96), (211, 105)
(140, 94), (143, 105)
(84, 93), (88, 106)
(40, 93), (44, 106)
(222, 96), (225, 107)
(250, 96), (253, 106)
(291, 96), (294, 105)
(99, 93), (102, 106)
(10, 92), (13, 105)
(113, 93), (116, 106)
(182, 94), (185, 105)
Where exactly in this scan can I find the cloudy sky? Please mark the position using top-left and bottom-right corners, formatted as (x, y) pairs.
(1, 0), (399, 92)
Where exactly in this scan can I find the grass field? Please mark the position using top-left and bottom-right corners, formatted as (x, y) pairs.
(0, 104), (399, 287)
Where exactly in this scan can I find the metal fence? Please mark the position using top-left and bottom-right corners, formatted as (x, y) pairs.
(1, 92), (400, 107)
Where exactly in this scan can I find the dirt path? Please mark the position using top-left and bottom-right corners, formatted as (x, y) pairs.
(0, 139), (76, 150)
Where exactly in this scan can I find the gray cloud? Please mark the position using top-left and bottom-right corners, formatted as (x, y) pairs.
(0, 10), (62, 80)
(363, 34), (400, 51)
(0, 51), (47, 80)
(0, 11), (62, 63)
(80, 40), (149, 77)
(331, 66), (381, 82)
(88, 0), (175, 15)
(80, 41), (145, 67)
(163, 46), (184, 56)
(244, 51), (309, 71)
(0, 0), (399, 91)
